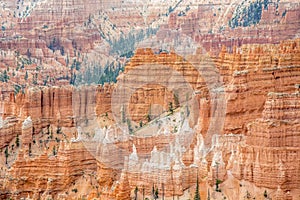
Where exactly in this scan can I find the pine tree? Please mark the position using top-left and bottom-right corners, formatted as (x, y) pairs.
(152, 184), (159, 200)
(207, 188), (210, 200)
(24, 71), (28, 80)
(155, 187), (159, 200)
(194, 176), (201, 200)
(264, 190), (268, 198)
(53, 146), (56, 155)
(152, 184), (155, 198)
(16, 135), (20, 147)
(152, 185), (159, 200)
(26, 49), (31, 59)
(29, 143), (32, 156)
(169, 102), (174, 114)
(134, 186), (138, 200)
(1, 70), (9, 82)
(4, 146), (9, 164)
(127, 119), (133, 134)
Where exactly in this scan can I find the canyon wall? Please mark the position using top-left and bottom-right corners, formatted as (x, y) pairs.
(219, 39), (300, 134)
(232, 92), (300, 190)
(0, 38), (299, 199)
(1, 142), (97, 199)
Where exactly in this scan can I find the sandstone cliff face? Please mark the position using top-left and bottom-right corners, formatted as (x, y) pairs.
(96, 84), (114, 116)
(0, 0), (299, 199)
(117, 48), (202, 123)
(0, 88), (22, 148)
(219, 39), (300, 134)
(101, 40), (300, 199)
(1, 38), (299, 199)
(0, 85), (108, 148)
(232, 92), (300, 191)
(2, 142), (97, 199)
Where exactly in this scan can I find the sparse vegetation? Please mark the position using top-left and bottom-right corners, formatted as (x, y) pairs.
(0, 70), (9, 82)
(32, 73), (38, 85)
(24, 71), (28, 80)
(216, 179), (222, 192)
(152, 185), (159, 200)
(14, 84), (22, 95)
(48, 37), (65, 54)
(74, 61), (123, 85)
(52, 146), (56, 155)
(245, 190), (251, 199)
(134, 186), (138, 200)
(207, 188), (210, 200)
(229, 0), (274, 28)
(72, 188), (78, 193)
(29, 143), (32, 156)
(127, 119), (133, 134)
(70, 59), (81, 71)
(169, 102), (174, 114)
(264, 190), (268, 198)
(194, 176), (201, 200)
(109, 27), (158, 57)
(4, 146), (9, 165)
(16, 135), (20, 147)
(26, 49), (31, 60)
(57, 127), (62, 134)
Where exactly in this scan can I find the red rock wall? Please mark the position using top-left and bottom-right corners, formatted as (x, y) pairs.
(219, 39), (300, 134)
(232, 92), (300, 190)
(5, 142), (97, 199)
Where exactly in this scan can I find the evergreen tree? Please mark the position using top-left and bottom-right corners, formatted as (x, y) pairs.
(147, 114), (151, 122)
(134, 186), (138, 200)
(70, 72), (76, 85)
(154, 187), (159, 200)
(24, 71), (28, 80)
(216, 179), (222, 192)
(4, 146), (9, 165)
(152, 184), (159, 200)
(127, 119), (133, 134)
(152, 184), (155, 199)
(169, 102), (174, 114)
(29, 143), (32, 156)
(3, 70), (9, 82)
(264, 190), (268, 198)
(194, 176), (201, 200)
(60, 46), (65, 56)
(53, 146), (56, 155)
(26, 49), (31, 59)
(32, 73), (38, 85)
(16, 135), (20, 147)
(207, 189), (210, 200)
(147, 105), (151, 122)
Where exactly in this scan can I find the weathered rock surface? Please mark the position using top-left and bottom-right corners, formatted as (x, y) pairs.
(232, 92), (300, 191)
(219, 39), (300, 134)
(2, 142), (97, 199)
(0, 0), (299, 197)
